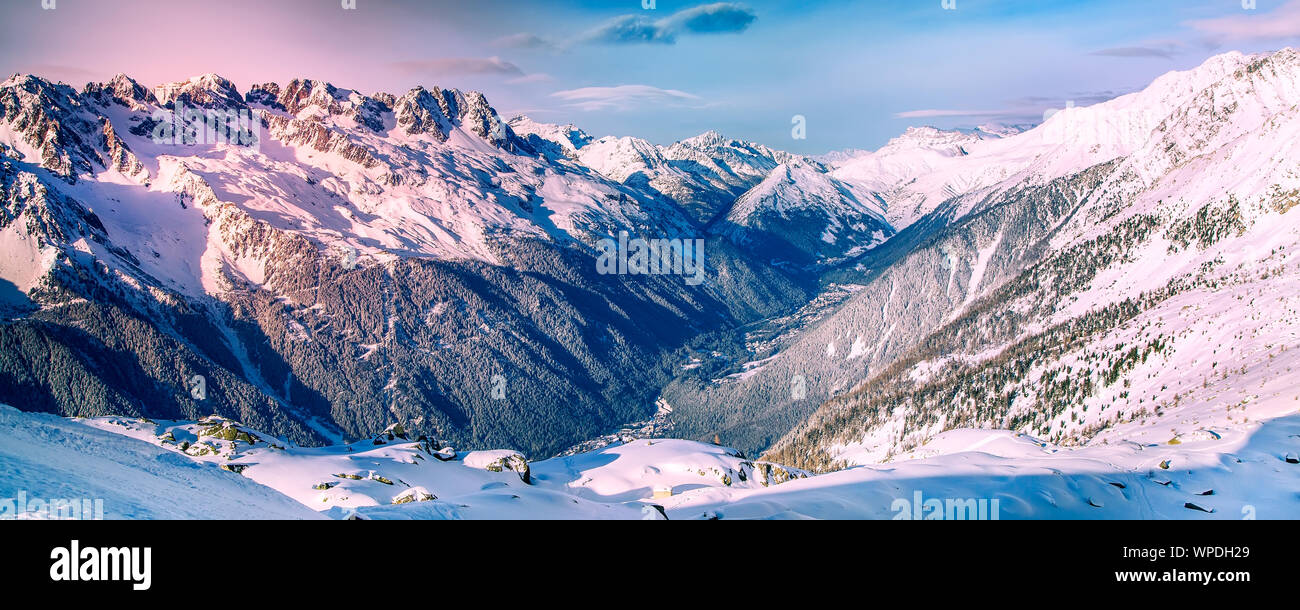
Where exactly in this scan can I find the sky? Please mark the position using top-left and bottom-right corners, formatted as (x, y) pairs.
(3, 0), (1300, 154)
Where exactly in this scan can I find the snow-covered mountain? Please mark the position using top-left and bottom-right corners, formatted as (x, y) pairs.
(664, 48), (1300, 469)
(507, 114), (592, 160)
(829, 126), (1017, 230)
(713, 160), (895, 266)
(661, 129), (800, 203)
(515, 120), (802, 224)
(3, 48), (1300, 520)
(0, 70), (810, 457)
(760, 48), (1300, 468)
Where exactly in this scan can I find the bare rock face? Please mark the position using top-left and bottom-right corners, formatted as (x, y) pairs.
(244, 82), (283, 110)
(97, 117), (147, 179)
(263, 114), (381, 168)
(153, 73), (246, 110)
(276, 79), (340, 115)
(0, 76), (100, 180)
(393, 86), (453, 141)
(392, 85), (529, 153)
(456, 90), (511, 148)
(464, 450), (531, 484)
(83, 73), (158, 111)
(0, 74), (153, 183)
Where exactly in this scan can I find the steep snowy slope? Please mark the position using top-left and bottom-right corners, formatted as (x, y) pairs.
(666, 48), (1300, 460)
(507, 115), (592, 160)
(573, 134), (737, 224)
(830, 52), (1267, 234)
(830, 126), (1012, 230)
(0, 71), (809, 457)
(0, 406), (323, 519)
(765, 48), (1300, 471)
(713, 160), (894, 266)
(662, 130), (797, 200)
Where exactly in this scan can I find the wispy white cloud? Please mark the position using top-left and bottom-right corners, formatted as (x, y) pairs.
(492, 3), (757, 52)
(1186, 0), (1300, 45)
(1090, 46), (1176, 59)
(506, 73), (555, 85)
(550, 84), (702, 111)
(895, 90), (1126, 123)
(493, 33), (557, 51)
(575, 2), (757, 45)
(391, 57), (525, 77)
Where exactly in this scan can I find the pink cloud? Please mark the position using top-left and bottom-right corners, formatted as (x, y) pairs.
(1187, 0), (1300, 44)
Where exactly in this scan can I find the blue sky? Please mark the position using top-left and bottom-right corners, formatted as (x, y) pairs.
(3, 0), (1300, 153)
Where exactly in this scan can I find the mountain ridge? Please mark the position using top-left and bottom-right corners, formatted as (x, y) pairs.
(3, 48), (1298, 468)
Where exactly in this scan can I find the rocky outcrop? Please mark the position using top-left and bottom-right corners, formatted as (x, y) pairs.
(392, 86), (529, 153)
(97, 118), (147, 179)
(262, 113), (381, 168)
(0, 75), (104, 181)
(153, 73), (246, 110)
(83, 73), (158, 111)
(464, 450), (531, 484)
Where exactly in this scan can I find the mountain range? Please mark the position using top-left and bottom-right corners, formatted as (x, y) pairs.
(2, 49), (1300, 520)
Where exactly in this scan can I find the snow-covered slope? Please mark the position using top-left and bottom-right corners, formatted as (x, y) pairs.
(0, 406), (323, 519)
(662, 130), (797, 195)
(4, 402), (1295, 519)
(507, 115), (592, 160)
(830, 126), (1013, 230)
(714, 160), (894, 265)
(10, 411), (809, 519)
(674, 413), (1300, 519)
(0, 70), (811, 457)
(510, 119), (803, 224)
(662, 48), (1300, 464)
(829, 51), (1277, 233)
(763, 48), (1300, 475)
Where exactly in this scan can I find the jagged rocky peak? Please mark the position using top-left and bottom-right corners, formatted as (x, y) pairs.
(393, 85), (454, 140)
(670, 129), (788, 159)
(0, 74), (148, 182)
(0, 74), (107, 180)
(370, 91), (397, 109)
(0, 72), (80, 104)
(663, 128), (801, 181)
(276, 78), (349, 114)
(453, 89), (517, 147)
(680, 129), (728, 148)
(153, 73), (245, 109)
(391, 85), (525, 151)
(83, 73), (157, 111)
(253, 79), (390, 133)
(244, 82), (282, 109)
